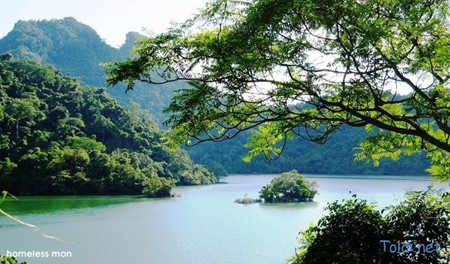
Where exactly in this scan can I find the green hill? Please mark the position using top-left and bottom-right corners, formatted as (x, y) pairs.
(0, 17), (180, 125)
(0, 56), (216, 195)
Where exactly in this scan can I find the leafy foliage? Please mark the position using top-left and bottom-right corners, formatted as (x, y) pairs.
(0, 255), (26, 264)
(291, 189), (450, 264)
(106, 0), (450, 180)
(0, 57), (217, 196)
(259, 170), (317, 203)
(0, 17), (433, 176)
(142, 177), (175, 198)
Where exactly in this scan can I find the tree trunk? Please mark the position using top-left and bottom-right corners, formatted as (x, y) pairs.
(15, 119), (19, 141)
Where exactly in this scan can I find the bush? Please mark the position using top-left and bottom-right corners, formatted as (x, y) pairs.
(142, 177), (175, 198)
(291, 188), (450, 264)
(259, 170), (318, 203)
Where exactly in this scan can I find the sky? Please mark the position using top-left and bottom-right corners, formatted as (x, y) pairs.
(0, 0), (208, 47)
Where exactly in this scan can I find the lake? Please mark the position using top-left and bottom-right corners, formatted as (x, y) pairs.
(0, 175), (447, 264)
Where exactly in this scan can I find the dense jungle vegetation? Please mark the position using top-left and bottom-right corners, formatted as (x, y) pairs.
(0, 56), (216, 195)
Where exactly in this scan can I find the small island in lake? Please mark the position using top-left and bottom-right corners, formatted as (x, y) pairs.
(235, 170), (318, 204)
(259, 170), (318, 203)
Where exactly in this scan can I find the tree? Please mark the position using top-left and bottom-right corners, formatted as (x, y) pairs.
(142, 176), (175, 198)
(5, 98), (43, 142)
(106, 0), (450, 180)
(47, 147), (90, 194)
(291, 189), (450, 264)
(205, 161), (228, 180)
(259, 170), (317, 203)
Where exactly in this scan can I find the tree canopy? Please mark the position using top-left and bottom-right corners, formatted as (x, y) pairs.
(106, 0), (450, 180)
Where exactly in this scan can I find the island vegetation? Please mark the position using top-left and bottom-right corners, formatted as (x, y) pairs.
(235, 170), (317, 204)
(259, 170), (317, 203)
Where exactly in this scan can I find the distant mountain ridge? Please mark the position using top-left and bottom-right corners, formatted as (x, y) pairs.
(0, 17), (431, 176)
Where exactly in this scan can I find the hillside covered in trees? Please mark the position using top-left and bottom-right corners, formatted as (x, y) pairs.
(0, 17), (431, 176)
(0, 17), (179, 125)
(188, 128), (430, 176)
(0, 56), (216, 195)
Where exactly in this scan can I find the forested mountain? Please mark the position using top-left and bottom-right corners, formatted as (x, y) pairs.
(0, 17), (431, 176)
(187, 127), (430, 175)
(0, 56), (216, 195)
(0, 17), (180, 125)
(0, 17), (116, 85)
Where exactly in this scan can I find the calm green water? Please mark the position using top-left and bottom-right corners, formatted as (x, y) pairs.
(0, 175), (447, 264)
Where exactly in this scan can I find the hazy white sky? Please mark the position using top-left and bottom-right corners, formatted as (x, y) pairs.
(0, 0), (208, 47)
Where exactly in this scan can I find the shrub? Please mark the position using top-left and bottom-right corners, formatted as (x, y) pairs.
(142, 177), (175, 198)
